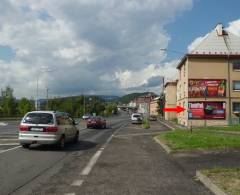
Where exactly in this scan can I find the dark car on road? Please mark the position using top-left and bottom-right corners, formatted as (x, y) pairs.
(86, 116), (106, 129)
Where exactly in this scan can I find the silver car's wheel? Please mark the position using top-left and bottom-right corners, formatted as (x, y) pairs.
(22, 144), (30, 149)
(58, 136), (65, 149)
(74, 131), (79, 142)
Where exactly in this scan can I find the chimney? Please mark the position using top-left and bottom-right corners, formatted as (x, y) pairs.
(216, 23), (223, 36)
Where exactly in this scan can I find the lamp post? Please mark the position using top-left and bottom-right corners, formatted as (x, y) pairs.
(35, 67), (53, 110)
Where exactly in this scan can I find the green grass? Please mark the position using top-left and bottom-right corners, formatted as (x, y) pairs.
(196, 125), (240, 132)
(201, 168), (240, 195)
(203, 167), (240, 175)
(157, 130), (240, 151)
(142, 118), (150, 129)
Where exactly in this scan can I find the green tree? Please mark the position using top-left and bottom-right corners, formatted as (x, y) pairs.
(1, 86), (17, 117)
(18, 98), (35, 116)
(158, 93), (165, 117)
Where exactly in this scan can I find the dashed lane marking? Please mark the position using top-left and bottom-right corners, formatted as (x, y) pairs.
(71, 179), (84, 187)
(0, 139), (18, 141)
(80, 122), (128, 176)
(81, 149), (103, 176)
(0, 146), (21, 154)
(0, 143), (19, 146)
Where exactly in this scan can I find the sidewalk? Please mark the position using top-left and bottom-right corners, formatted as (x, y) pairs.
(75, 123), (212, 195)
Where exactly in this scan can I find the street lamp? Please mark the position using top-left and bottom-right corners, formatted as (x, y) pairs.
(36, 67), (53, 110)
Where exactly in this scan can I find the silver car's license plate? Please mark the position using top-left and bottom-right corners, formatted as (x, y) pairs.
(31, 127), (44, 131)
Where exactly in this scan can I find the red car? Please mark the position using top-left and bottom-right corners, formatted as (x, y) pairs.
(86, 116), (106, 129)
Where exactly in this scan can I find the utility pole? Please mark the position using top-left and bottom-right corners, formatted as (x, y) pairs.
(46, 88), (49, 110)
(83, 95), (85, 115)
(36, 74), (39, 110)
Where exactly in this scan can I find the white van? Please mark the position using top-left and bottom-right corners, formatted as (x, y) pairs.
(131, 113), (143, 124)
(19, 111), (79, 149)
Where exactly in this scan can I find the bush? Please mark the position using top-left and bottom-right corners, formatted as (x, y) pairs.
(142, 118), (150, 129)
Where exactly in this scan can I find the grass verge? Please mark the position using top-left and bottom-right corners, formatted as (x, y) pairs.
(142, 118), (150, 129)
(196, 125), (240, 132)
(157, 129), (240, 151)
(202, 168), (240, 195)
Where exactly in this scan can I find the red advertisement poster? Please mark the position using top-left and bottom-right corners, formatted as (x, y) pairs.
(188, 79), (226, 97)
(188, 102), (226, 120)
(188, 102), (204, 119)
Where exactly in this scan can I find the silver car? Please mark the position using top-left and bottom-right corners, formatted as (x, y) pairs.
(131, 113), (143, 124)
(19, 111), (79, 149)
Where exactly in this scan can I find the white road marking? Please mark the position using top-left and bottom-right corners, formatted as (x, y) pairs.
(0, 139), (18, 141)
(0, 143), (19, 146)
(81, 149), (103, 176)
(65, 193), (75, 195)
(80, 123), (127, 176)
(0, 146), (21, 154)
(71, 179), (84, 187)
(0, 122), (8, 126)
(158, 120), (175, 130)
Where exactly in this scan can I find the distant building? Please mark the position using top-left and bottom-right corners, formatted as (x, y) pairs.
(150, 97), (160, 116)
(130, 93), (157, 116)
(164, 81), (177, 121)
(175, 23), (240, 126)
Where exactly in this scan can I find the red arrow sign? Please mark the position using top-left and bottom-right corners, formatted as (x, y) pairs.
(164, 106), (185, 113)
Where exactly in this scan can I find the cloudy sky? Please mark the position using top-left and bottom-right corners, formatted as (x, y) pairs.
(0, 0), (240, 99)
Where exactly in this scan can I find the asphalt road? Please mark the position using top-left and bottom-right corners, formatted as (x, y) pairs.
(0, 114), (129, 195)
(0, 114), (217, 195)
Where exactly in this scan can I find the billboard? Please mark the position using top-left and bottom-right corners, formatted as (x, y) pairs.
(188, 79), (226, 98)
(188, 102), (226, 120)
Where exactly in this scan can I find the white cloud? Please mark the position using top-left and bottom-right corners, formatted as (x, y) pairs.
(187, 33), (209, 53)
(226, 19), (240, 36)
(0, 0), (193, 98)
(115, 60), (178, 89)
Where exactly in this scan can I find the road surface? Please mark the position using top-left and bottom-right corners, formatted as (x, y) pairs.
(0, 113), (214, 195)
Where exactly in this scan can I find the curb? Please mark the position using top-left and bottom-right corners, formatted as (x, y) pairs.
(154, 136), (172, 154)
(153, 136), (240, 155)
(196, 170), (227, 195)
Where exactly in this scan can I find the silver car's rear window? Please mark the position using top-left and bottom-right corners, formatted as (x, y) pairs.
(23, 113), (54, 124)
(133, 114), (141, 117)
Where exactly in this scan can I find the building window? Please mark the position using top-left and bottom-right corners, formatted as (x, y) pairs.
(233, 60), (240, 71)
(233, 81), (240, 91)
(233, 102), (240, 113)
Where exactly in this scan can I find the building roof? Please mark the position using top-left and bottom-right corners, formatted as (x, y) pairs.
(177, 23), (240, 69)
(164, 81), (177, 88)
(190, 23), (240, 55)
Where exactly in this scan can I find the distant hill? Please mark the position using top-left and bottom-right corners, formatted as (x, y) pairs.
(118, 92), (156, 104)
(39, 95), (120, 103)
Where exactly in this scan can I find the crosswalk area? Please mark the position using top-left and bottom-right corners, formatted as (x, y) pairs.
(0, 133), (19, 152)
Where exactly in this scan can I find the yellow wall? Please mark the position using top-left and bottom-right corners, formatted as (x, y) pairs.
(176, 57), (240, 127)
(165, 84), (177, 121)
(150, 100), (159, 116)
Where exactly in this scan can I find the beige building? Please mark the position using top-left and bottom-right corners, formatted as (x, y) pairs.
(150, 97), (160, 116)
(176, 24), (240, 127)
(164, 81), (177, 121)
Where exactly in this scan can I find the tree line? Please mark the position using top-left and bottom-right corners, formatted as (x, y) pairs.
(0, 86), (118, 118)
